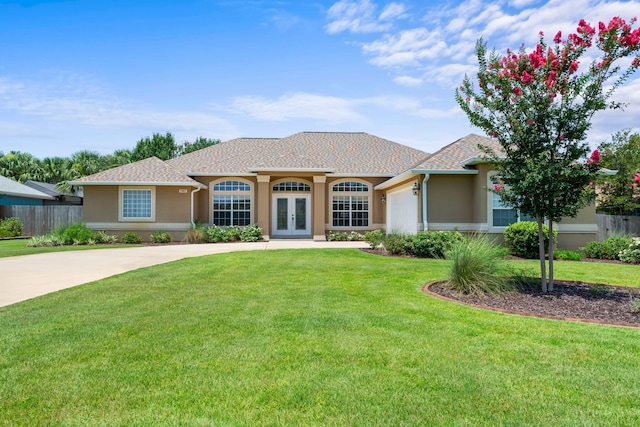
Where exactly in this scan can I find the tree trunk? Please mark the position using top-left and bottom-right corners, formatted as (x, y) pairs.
(548, 220), (555, 292)
(537, 216), (548, 293)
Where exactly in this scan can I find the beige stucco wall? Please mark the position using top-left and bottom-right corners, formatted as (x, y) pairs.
(426, 174), (476, 224)
(83, 186), (118, 223)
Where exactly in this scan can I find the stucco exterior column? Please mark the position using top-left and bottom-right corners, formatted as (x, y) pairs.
(256, 175), (271, 240)
(313, 175), (327, 241)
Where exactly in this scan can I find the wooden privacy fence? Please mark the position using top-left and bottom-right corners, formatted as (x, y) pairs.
(2, 205), (83, 236)
(596, 213), (640, 241)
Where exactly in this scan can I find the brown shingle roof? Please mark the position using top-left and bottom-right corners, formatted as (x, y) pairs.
(167, 132), (430, 176)
(71, 156), (205, 187)
(414, 134), (502, 170)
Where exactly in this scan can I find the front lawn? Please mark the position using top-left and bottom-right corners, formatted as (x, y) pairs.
(1, 249), (638, 425)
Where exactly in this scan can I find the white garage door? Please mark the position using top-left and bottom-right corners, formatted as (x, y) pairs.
(387, 186), (418, 234)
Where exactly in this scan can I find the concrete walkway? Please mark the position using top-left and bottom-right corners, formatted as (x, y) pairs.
(0, 240), (367, 308)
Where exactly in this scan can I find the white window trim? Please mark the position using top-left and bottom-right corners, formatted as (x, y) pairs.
(330, 179), (371, 229)
(210, 178), (254, 226)
(119, 186), (156, 222)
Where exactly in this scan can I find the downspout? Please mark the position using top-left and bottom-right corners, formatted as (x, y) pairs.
(190, 186), (202, 228)
(422, 174), (430, 231)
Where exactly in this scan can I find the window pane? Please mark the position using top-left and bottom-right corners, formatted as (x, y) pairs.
(332, 195), (368, 227)
(213, 180), (250, 192)
(332, 181), (369, 192)
(122, 189), (152, 219)
(213, 195), (251, 226)
(272, 181), (311, 192)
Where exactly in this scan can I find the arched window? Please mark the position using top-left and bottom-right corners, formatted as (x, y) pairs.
(272, 181), (311, 192)
(331, 180), (370, 228)
(212, 179), (253, 226)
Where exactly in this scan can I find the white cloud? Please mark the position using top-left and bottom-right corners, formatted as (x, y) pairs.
(230, 93), (364, 122)
(0, 75), (236, 135)
(325, 0), (406, 34)
(379, 2), (407, 21)
(394, 75), (423, 86)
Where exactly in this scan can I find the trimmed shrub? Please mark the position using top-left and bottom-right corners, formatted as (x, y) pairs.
(240, 225), (263, 242)
(60, 223), (95, 245)
(150, 230), (172, 244)
(364, 230), (385, 249)
(26, 235), (64, 247)
(0, 217), (23, 237)
(121, 231), (142, 244)
(553, 249), (583, 261)
(94, 231), (118, 244)
(619, 237), (640, 264)
(409, 231), (464, 258)
(225, 226), (242, 242)
(504, 221), (556, 259)
(581, 236), (631, 260)
(205, 225), (229, 243)
(384, 233), (411, 255)
(326, 231), (365, 241)
(446, 235), (513, 295)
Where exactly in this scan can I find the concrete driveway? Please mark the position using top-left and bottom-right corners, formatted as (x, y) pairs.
(0, 240), (367, 308)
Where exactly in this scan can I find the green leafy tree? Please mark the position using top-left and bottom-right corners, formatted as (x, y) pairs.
(596, 130), (640, 215)
(177, 137), (220, 156)
(456, 17), (640, 292)
(0, 151), (45, 182)
(131, 132), (178, 161)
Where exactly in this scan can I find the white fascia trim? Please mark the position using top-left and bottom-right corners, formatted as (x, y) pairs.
(374, 170), (417, 190)
(428, 223), (489, 232)
(70, 181), (207, 189)
(414, 169), (479, 175)
(187, 172), (257, 177)
(331, 173), (395, 178)
(597, 168), (617, 176)
(87, 222), (192, 231)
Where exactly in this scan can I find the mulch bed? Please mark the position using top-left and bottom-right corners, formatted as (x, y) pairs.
(426, 280), (640, 328)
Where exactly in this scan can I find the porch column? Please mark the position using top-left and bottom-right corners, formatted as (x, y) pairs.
(256, 175), (271, 240)
(313, 175), (327, 241)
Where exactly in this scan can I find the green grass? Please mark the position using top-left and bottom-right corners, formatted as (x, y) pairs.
(0, 239), (139, 258)
(1, 249), (639, 426)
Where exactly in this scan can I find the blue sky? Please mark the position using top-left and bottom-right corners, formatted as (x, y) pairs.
(1, 0), (639, 158)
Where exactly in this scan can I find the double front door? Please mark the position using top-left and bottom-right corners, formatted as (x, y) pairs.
(272, 195), (311, 236)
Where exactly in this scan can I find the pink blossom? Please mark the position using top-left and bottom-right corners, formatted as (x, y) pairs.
(635, 173), (640, 184)
(521, 71), (534, 83)
(513, 87), (523, 96)
(526, 119), (535, 125)
(494, 184), (501, 192)
(554, 31), (562, 43)
(633, 58), (640, 67)
(569, 61), (579, 73)
(589, 149), (600, 164)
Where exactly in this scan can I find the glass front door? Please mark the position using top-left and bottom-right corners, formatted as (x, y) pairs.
(272, 195), (311, 236)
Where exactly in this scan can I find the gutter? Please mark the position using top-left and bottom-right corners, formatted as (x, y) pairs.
(422, 174), (429, 231)
(190, 187), (202, 228)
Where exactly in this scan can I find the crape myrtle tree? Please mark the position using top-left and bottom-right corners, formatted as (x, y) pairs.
(456, 17), (640, 292)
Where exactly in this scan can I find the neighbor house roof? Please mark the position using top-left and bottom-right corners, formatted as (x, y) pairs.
(70, 156), (207, 188)
(24, 180), (84, 198)
(167, 132), (430, 176)
(0, 175), (55, 200)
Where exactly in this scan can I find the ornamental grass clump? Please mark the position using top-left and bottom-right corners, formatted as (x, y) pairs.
(446, 234), (513, 295)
